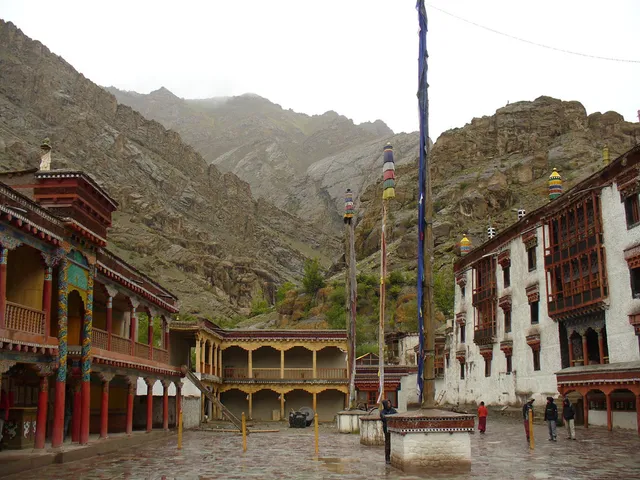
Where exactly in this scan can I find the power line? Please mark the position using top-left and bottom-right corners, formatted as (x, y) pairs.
(426, 3), (640, 64)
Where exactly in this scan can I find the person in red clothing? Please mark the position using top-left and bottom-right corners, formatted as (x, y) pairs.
(478, 401), (488, 434)
(0, 388), (12, 450)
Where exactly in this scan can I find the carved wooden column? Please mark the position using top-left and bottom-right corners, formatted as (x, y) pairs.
(248, 392), (253, 419)
(280, 349), (285, 379)
(161, 380), (170, 431)
(598, 329), (606, 364)
(126, 376), (137, 435)
(105, 286), (118, 351)
(129, 299), (139, 356)
(42, 265), (53, 336)
(606, 391), (613, 432)
(219, 347), (223, 377)
(581, 332), (589, 366)
(208, 340), (213, 374)
(52, 256), (68, 448)
(145, 378), (155, 433)
(213, 344), (218, 376)
(280, 393), (285, 420)
(147, 309), (154, 360)
(33, 364), (53, 449)
(313, 392), (317, 412)
(194, 335), (201, 373)
(248, 349), (253, 379)
(312, 350), (317, 378)
(80, 274), (94, 445)
(98, 372), (114, 439)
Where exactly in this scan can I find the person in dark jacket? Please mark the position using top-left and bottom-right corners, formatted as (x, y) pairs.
(562, 397), (576, 440)
(380, 399), (397, 464)
(544, 396), (558, 441)
(522, 398), (534, 441)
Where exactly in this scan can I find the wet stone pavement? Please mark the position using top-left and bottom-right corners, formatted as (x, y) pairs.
(7, 417), (640, 480)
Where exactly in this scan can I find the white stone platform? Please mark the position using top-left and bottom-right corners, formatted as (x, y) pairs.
(387, 408), (474, 472)
(359, 412), (384, 446)
(335, 410), (364, 433)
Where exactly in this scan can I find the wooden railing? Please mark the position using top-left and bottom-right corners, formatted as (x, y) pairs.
(223, 367), (347, 380)
(111, 333), (130, 355)
(204, 363), (211, 374)
(153, 348), (169, 364)
(93, 328), (108, 350)
(5, 302), (45, 335)
(135, 342), (150, 360)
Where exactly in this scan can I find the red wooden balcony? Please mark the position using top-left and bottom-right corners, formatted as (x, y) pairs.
(91, 328), (172, 367)
(5, 302), (45, 335)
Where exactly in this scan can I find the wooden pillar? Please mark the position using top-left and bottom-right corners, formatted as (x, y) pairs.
(280, 394), (285, 420)
(568, 331), (574, 367)
(208, 340), (213, 374)
(34, 373), (50, 449)
(218, 347), (223, 377)
(280, 349), (285, 379)
(606, 392), (613, 432)
(175, 382), (183, 426)
(146, 378), (154, 432)
(195, 337), (201, 373)
(313, 392), (317, 412)
(129, 305), (137, 356)
(147, 312), (153, 360)
(248, 349), (253, 379)
(80, 278), (93, 446)
(42, 266), (52, 336)
(162, 380), (169, 431)
(583, 392), (589, 429)
(213, 345), (218, 376)
(598, 329), (605, 364)
(312, 350), (317, 378)
(126, 377), (135, 435)
(99, 373), (114, 439)
(636, 394), (640, 436)
(581, 333), (589, 366)
(248, 392), (253, 420)
(51, 257), (68, 448)
(201, 340), (206, 374)
(0, 246), (7, 329)
(72, 380), (81, 442)
(106, 295), (113, 350)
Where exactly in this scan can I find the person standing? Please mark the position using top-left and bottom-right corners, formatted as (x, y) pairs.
(544, 396), (558, 441)
(477, 401), (488, 434)
(380, 399), (397, 465)
(562, 397), (576, 440)
(522, 398), (534, 442)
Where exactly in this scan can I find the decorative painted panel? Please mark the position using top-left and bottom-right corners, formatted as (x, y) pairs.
(67, 263), (88, 291)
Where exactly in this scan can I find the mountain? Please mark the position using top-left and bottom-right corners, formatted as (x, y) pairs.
(0, 20), (339, 318)
(107, 87), (419, 232)
(352, 96), (640, 277)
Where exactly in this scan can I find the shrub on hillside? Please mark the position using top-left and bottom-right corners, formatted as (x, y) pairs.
(302, 258), (325, 296)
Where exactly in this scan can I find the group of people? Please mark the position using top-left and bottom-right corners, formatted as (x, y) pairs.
(478, 396), (577, 441)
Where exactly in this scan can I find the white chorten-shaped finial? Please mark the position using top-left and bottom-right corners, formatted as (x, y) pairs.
(39, 138), (52, 171)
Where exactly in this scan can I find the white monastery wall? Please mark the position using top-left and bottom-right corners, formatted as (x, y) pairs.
(600, 184), (640, 363)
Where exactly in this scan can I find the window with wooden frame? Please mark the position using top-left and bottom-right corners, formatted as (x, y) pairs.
(532, 349), (541, 371)
(624, 194), (640, 229)
(544, 192), (608, 318)
(484, 357), (492, 377)
(504, 310), (512, 333)
(527, 246), (537, 271)
(503, 265), (511, 287)
(473, 257), (497, 345)
(459, 323), (466, 344)
(631, 266), (640, 299)
(506, 354), (513, 374)
(460, 362), (465, 379)
(530, 301), (539, 325)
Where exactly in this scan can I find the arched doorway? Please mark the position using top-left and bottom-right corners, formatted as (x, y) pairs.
(220, 389), (248, 419)
(251, 389), (280, 421)
(610, 388), (637, 430)
(252, 346), (280, 380)
(67, 290), (85, 346)
(585, 389), (606, 428)
(316, 389), (346, 422)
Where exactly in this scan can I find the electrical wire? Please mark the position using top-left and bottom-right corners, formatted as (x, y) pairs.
(426, 3), (640, 64)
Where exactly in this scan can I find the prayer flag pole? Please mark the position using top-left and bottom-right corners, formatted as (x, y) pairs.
(344, 189), (358, 408)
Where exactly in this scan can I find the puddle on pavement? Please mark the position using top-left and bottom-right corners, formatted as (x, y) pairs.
(316, 457), (355, 474)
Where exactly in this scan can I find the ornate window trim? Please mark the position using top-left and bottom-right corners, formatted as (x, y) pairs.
(522, 230), (538, 249)
(500, 340), (513, 356)
(455, 312), (467, 325)
(497, 249), (511, 268)
(526, 333), (541, 351)
(479, 346), (493, 361)
(617, 166), (640, 199)
(498, 294), (512, 311)
(526, 284), (540, 303)
(629, 313), (640, 336)
(455, 272), (467, 287)
(624, 244), (640, 269)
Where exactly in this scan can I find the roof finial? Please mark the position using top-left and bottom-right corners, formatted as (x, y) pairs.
(39, 138), (52, 171)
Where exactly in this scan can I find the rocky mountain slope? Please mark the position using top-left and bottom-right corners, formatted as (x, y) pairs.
(352, 96), (640, 278)
(107, 87), (420, 232)
(0, 20), (339, 318)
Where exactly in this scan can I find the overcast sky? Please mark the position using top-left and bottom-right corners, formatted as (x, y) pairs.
(1, 0), (639, 138)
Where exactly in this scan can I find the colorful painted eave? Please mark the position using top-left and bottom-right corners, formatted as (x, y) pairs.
(34, 169), (119, 209)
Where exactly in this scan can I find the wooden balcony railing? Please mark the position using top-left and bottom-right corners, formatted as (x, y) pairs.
(153, 347), (169, 364)
(135, 342), (150, 360)
(223, 367), (347, 380)
(5, 302), (45, 335)
(111, 333), (130, 355)
(93, 328), (108, 350)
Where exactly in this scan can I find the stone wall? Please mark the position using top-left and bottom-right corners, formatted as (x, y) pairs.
(182, 396), (201, 429)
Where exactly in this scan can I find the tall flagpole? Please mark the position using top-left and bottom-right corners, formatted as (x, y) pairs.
(378, 143), (396, 405)
(344, 189), (357, 408)
(416, 0), (435, 408)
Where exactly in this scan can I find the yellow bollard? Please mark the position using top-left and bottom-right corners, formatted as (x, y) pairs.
(242, 412), (247, 452)
(528, 412), (535, 450)
(178, 407), (183, 450)
(314, 413), (319, 456)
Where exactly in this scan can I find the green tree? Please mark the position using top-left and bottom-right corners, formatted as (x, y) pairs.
(275, 281), (296, 303)
(250, 299), (271, 317)
(302, 258), (325, 296)
(434, 268), (455, 318)
(136, 313), (163, 347)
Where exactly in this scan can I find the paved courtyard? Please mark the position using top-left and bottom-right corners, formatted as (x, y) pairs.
(6, 417), (640, 479)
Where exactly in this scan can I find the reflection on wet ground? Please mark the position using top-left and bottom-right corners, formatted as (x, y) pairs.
(6, 417), (640, 479)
